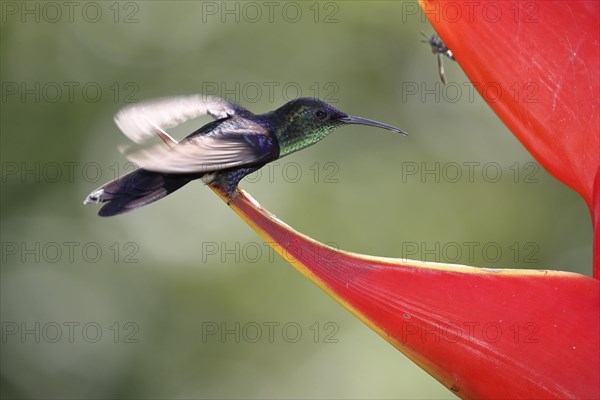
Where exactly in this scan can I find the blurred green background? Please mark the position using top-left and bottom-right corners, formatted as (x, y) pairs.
(0, 1), (593, 399)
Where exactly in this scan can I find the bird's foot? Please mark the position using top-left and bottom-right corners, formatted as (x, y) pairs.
(209, 180), (240, 205)
(226, 189), (241, 205)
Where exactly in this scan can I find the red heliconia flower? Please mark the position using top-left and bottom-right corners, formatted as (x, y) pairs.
(418, 0), (599, 277)
(211, 1), (600, 398)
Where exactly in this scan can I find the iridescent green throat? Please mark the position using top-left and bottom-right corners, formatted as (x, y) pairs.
(272, 114), (339, 157)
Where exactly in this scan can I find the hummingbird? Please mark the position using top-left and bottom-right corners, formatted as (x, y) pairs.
(84, 95), (407, 217)
(421, 31), (455, 84)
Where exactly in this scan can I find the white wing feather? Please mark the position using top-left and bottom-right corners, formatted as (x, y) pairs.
(125, 137), (256, 173)
(114, 95), (239, 143)
(124, 119), (277, 174)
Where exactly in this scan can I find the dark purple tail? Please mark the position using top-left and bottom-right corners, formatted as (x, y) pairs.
(84, 169), (195, 217)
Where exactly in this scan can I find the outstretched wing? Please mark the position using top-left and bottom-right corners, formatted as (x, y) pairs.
(125, 122), (280, 174)
(114, 95), (246, 143)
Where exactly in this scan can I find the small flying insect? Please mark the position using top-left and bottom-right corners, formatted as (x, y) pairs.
(421, 31), (455, 84)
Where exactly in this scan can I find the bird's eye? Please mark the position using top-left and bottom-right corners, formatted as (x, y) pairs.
(315, 110), (328, 120)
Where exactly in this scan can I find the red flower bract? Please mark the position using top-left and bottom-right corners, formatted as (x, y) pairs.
(212, 187), (599, 398)
(210, 1), (600, 397)
(419, 0), (599, 276)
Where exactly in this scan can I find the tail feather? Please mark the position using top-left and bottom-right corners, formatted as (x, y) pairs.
(84, 169), (195, 217)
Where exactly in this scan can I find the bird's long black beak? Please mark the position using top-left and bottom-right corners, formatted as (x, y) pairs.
(341, 116), (408, 136)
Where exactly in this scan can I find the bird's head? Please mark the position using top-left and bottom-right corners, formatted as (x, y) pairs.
(270, 97), (407, 157)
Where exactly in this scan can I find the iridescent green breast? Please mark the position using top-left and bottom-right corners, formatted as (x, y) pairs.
(275, 123), (335, 157)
